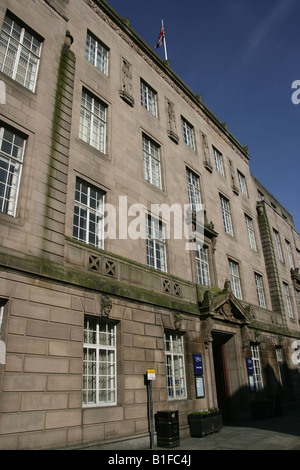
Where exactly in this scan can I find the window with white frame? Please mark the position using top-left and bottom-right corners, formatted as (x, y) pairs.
(85, 31), (108, 75)
(237, 171), (248, 197)
(273, 229), (283, 262)
(146, 214), (167, 272)
(220, 194), (233, 235)
(0, 302), (4, 336)
(245, 214), (257, 251)
(254, 272), (266, 308)
(140, 79), (157, 117)
(229, 259), (242, 299)
(0, 125), (26, 216)
(83, 316), (116, 406)
(0, 13), (42, 92)
(73, 178), (105, 249)
(165, 331), (187, 399)
(251, 344), (263, 391)
(79, 89), (107, 153)
(142, 135), (161, 189)
(283, 282), (294, 318)
(181, 118), (195, 150)
(186, 168), (201, 211)
(285, 240), (294, 269)
(195, 244), (210, 286)
(213, 147), (224, 175)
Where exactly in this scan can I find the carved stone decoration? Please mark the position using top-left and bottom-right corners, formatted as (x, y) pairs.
(173, 312), (182, 330)
(119, 58), (134, 106)
(241, 325), (250, 352)
(167, 100), (179, 144)
(201, 132), (213, 172)
(219, 301), (233, 318)
(202, 290), (212, 310)
(100, 295), (112, 317)
(223, 279), (231, 293)
(229, 159), (239, 195)
(202, 316), (214, 349)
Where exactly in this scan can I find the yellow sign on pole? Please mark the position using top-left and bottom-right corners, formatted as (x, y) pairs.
(147, 369), (155, 380)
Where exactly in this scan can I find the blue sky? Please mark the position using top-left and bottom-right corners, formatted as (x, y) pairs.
(107, 0), (300, 233)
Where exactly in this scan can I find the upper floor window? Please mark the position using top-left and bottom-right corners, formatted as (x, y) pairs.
(186, 168), (201, 211)
(73, 178), (105, 249)
(165, 332), (187, 399)
(83, 316), (116, 406)
(285, 240), (294, 269)
(283, 282), (294, 318)
(142, 135), (161, 189)
(140, 79), (157, 117)
(196, 244), (210, 286)
(0, 125), (26, 216)
(146, 214), (167, 272)
(245, 214), (257, 251)
(237, 171), (248, 197)
(254, 272), (266, 308)
(0, 13), (42, 92)
(85, 31), (109, 76)
(220, 194), (233, 235)
(229, 259), (242, 299)
(181, 117), (195, 150)
(79, 89), (107, 153)
(273, 229), (283, 262)
(213, 147), (224, 175)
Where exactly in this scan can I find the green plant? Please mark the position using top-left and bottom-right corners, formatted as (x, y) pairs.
(190, 407), (220, 416)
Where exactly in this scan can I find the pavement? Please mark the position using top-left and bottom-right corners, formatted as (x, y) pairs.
(152, 406), (300, 451)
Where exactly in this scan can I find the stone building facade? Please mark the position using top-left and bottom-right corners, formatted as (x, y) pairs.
(0, 0), (299, 450)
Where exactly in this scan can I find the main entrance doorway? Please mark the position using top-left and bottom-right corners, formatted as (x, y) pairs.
(212, 332), (233, 422)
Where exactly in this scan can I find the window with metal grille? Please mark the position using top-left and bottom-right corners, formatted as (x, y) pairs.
(165, 332), (187, 399)
(251, 344), (263, 391)
(83, 317), (116, 406)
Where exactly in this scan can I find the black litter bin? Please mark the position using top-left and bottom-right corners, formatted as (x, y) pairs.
(155, 410), (180, 448)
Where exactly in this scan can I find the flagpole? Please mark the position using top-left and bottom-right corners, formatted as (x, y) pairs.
(162, 19), (168, 61)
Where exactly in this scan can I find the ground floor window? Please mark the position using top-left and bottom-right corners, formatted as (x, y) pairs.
(83, 316), (116, 406)
(164, 332), (187, 399)
(251, 344), (263, 391)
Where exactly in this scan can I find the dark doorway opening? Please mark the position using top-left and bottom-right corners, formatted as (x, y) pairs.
(212, 332), (232, 422)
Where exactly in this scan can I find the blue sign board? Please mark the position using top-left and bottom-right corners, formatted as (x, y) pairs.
(193, 354), (203, 375)
(246, 357), (254, 375)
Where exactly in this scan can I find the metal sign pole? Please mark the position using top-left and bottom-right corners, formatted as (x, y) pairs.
(149, 380), (154, 449)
